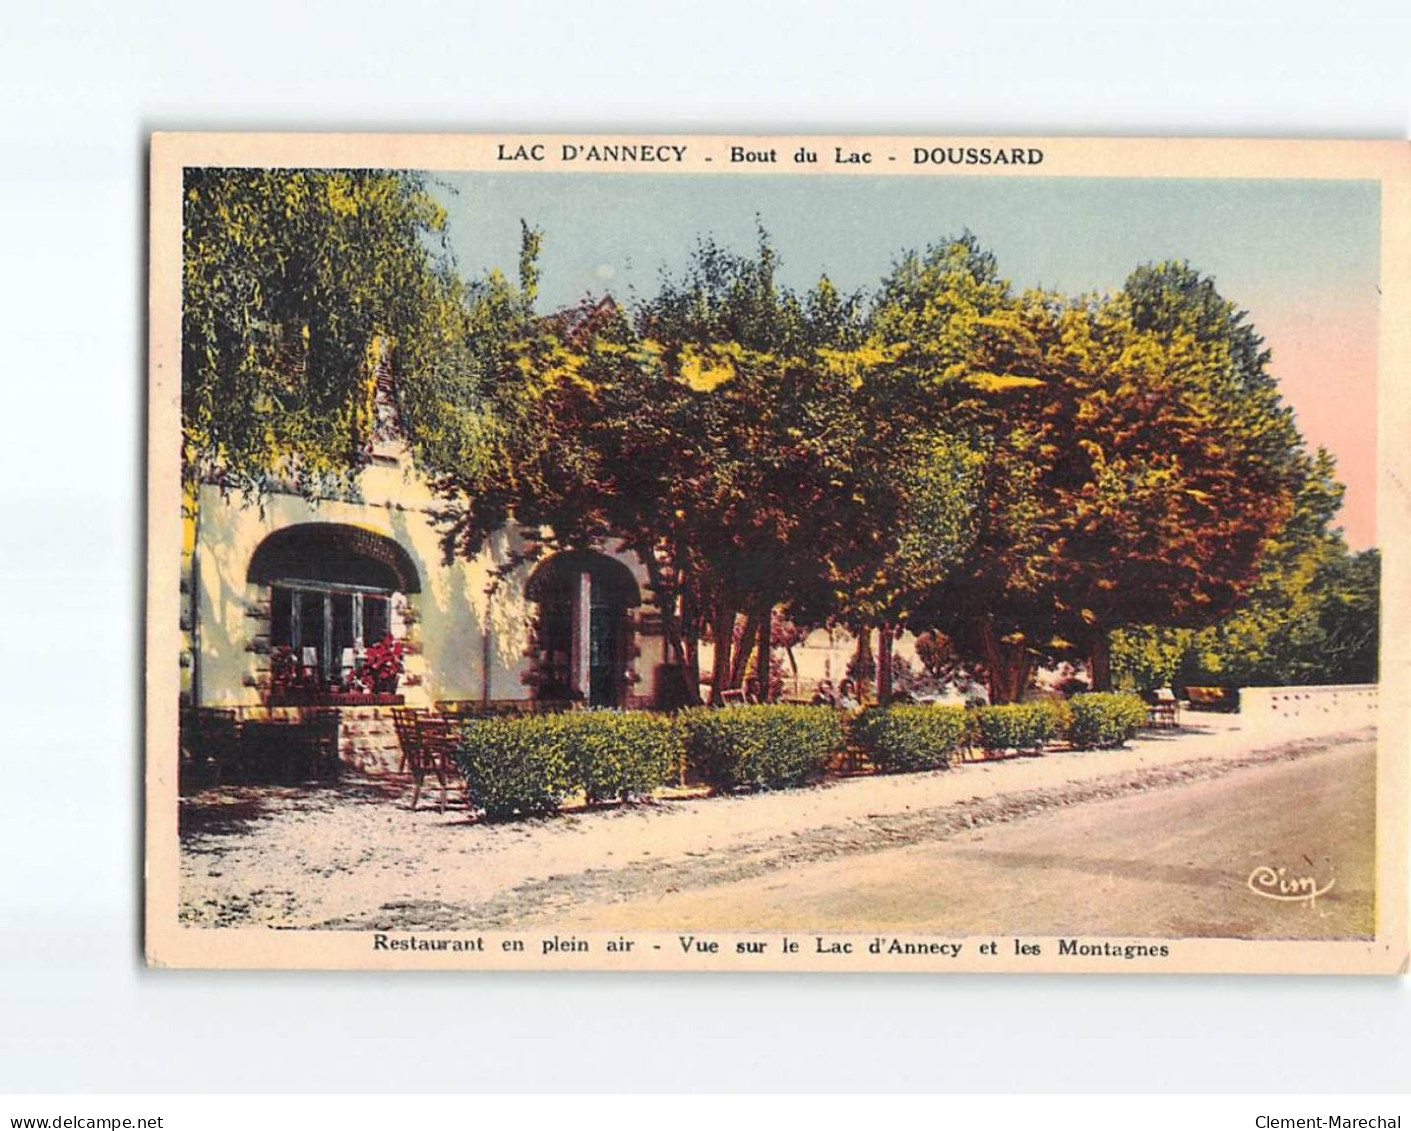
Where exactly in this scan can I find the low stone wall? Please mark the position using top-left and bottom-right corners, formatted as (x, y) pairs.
(218, 705), (406, 775)
(336, 707), (405, 774)
(1238, 683), (1378, 733)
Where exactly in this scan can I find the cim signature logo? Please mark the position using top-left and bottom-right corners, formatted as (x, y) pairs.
(1246, 864), (1335, 908)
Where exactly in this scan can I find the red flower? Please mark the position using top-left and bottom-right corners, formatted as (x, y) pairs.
(362, 635), (405, 686)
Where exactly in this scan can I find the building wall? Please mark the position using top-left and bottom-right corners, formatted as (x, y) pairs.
(184, 453), (661, 711)
(699, 627), (926, 701)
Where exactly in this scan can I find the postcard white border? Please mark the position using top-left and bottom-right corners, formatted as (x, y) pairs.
(146, 133), (1410, 973)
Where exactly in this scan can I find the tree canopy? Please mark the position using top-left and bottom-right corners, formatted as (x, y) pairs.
(183, 175), (1375, 702)
(420, 230), (888, 702)
(1110, 448), (1379, 690)
(412, 229), (1365, 702)
(181, 168), (457, 503)
(857, 247), (1311, 700)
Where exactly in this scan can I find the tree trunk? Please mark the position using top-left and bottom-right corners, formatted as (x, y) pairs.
(729, 608), (762, 690)
(1088, 632), (1112, 692)
(639, 546), (679, 664)
(851, 627), (873, 704)
(709, 601), (736, 706)
(1011, 653), (1034, 705)
(877, 622), (894, 705)
(684, 634), (701, 705)
(681, 583), (701, 705)
(755, 603), (772, 698)
(980, 618), (1032, 705)
(188, 493), (203, 708)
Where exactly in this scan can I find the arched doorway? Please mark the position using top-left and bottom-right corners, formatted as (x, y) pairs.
(525, 551), (641, 707)
(248, 523), (420, 689)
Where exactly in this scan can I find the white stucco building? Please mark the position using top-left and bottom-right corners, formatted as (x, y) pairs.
(179, 374), (668, 770)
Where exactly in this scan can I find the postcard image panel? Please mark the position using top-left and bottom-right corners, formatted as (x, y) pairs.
(147, 133), (1410, 972)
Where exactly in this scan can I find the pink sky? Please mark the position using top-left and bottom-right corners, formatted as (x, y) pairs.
(1257, 298), (1378, 549)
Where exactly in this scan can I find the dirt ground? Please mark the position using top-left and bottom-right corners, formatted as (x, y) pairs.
(551, 737), (1375, 938)
(178, 715), (1377, 937)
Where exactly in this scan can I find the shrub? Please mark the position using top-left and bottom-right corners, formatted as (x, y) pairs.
(559, 711), (682, 804)
(1040, 697), (1074, 738)
(454, 715), (573, 820)
(850, 705), (967, 773)
(455, 711), (685, 817)
(680, 704), (844, 792)
(968, 702), (1062, 757)
(1065, 692), (1148, 749)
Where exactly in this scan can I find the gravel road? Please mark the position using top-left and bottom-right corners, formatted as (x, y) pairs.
(178, 718), (1376, 937)
(547, 736), (1374, 938)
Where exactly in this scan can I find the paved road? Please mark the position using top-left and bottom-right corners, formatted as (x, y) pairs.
(555, 737), (1376, 939)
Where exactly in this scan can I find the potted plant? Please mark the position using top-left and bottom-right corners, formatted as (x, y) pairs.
(362, 635), (406, 695)
(269, 645), (303, 702)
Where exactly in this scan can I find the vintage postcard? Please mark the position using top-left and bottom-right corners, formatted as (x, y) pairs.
(147, 133), (1409, 972)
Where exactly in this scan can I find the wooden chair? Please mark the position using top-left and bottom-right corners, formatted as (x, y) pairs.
(183, 708), (240, 788)
(391, 708), (466, 812)
(1145, 688), (1180, 729)
(390, 707), (422, 775)
(409, 715), (466, 813)
(305, 709), (342, 779)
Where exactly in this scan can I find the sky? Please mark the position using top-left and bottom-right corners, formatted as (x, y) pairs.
(432, 173), (1381, 549)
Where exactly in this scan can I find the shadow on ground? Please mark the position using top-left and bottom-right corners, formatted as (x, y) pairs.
(179, 775), (409, 839)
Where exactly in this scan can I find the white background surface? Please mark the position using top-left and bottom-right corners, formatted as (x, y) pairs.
(2, 0), (1409, 1094)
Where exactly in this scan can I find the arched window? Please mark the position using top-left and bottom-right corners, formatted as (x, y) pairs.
(525, 551), (641, 708)
(248, 524), (419, 689)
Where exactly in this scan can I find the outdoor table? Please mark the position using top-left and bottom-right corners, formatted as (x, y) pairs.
(240, 718), (340, 783)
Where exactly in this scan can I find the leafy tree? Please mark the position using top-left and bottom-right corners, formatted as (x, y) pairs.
(182, 168), (457, 504)
(866, 238), (1065, 702)
(411, 222), (1354, 708)
(1116, 447), (1380, 690)
(785, 235), (1028, 701)
(820, 397), (986, 701)
(868, 246), (1307, 702)
(419, 227), (618, 563)
(425, 230), (878, 704)
(1108, 624), (1193, 693)
(1313, 547), (1380, 684)
(1041, 263), (1306, 689)
(629, 232), (877, 701)
(913, 630), (952, 681)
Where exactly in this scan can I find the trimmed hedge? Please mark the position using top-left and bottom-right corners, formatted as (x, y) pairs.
(451, 690), (1152, 820)
(455, 715), (574, 820)
(968, 702), (1065, 756)
(559, 711), (681, 804)
(850, 705), (967, 772)
(455, 711), (682, 819)
(1066, 692), (1148, 749)
(681, 705), (844, 793)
